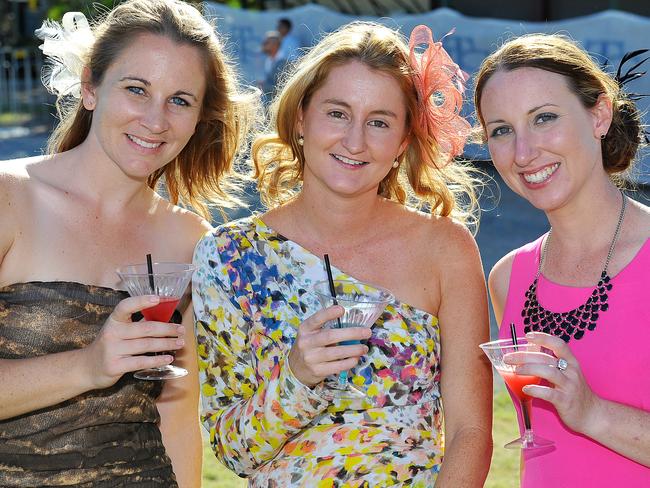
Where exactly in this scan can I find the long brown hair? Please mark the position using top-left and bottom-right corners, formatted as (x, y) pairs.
(47, 0), (258, 219)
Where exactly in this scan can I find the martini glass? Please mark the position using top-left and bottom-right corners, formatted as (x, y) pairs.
(313, 279), (393, 398)
(480, 338), (554, 449)
(116, 262), (195, 380)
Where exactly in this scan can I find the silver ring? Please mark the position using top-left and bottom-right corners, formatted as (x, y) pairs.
(557, 358), (569, 372)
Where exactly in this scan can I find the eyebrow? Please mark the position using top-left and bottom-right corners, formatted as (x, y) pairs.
(322, 98), (399, 118)
(119, 76), (199, 102)
(486, 103), (559, 125)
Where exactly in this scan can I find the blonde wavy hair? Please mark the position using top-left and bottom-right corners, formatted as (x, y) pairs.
(46, 0), (259, 219)
(252, 21), (481, 226)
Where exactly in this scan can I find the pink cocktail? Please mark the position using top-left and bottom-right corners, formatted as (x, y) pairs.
(480, 338), (554, 450)
(141, 297), (181, 322)
(116, 262), (194, 380)
(499, 370), (542, 401)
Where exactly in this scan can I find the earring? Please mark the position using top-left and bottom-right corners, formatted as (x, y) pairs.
(600, 133), (606, 140)
(298, 135), (304, 146)
(392, 159), (399, 168)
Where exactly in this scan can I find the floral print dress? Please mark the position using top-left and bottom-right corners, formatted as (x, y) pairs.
(193, 216), (443, 487)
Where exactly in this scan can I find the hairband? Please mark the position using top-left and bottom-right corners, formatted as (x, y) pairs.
(35, 12), (95, 99)
(408, 25), (470, 167)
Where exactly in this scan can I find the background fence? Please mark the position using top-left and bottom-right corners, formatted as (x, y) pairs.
(0, 47), (50, 114)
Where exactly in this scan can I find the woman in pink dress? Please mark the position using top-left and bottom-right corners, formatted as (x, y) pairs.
(474, 35), (650, 486)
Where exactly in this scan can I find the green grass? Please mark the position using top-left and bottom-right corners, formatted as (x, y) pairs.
(200, 385), (520, 487)
(0, 112), (32, 126)
(202, 439), (246, 488)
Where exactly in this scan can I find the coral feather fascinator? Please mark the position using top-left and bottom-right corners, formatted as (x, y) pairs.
(409, 25), (470, 166)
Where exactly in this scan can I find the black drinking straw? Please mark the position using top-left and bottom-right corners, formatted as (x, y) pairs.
(146, 253), (155, 294)
(323, 254), (343, 330)
(510, 322), (518, 348)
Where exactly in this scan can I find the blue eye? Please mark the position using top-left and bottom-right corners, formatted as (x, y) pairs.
(170, 96), (189, 107)
(368, 120), (388, 128)
(490, 126), (511, 138)
(127, 86), (145, 95)
(535, 112), (557, 124)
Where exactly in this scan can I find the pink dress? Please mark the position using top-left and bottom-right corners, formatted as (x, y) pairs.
(499, 235), (650, 487)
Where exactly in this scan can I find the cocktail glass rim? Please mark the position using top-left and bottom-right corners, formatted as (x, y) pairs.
(311, 278), (395, 305)
(479, 337), (534, 350)
(116, 261), (195, 279)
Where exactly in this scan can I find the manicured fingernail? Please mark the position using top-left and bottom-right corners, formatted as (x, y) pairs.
(177, 325), (185, 334)
(525, 332), (534, 338)
(176, 339), (185, 346)
(148, 295), (159, 302)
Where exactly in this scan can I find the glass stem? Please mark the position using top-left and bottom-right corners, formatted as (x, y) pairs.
(521, 398), (532, 430)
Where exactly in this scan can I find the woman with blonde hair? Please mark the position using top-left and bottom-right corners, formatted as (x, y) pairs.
(0, 0), (256, 485)
(194, 21), (492, 487)
(475, 34), (650, 486)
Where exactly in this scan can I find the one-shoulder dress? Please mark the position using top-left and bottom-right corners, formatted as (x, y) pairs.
(193, 216), (443, 487)
(0, 281), (177, 487)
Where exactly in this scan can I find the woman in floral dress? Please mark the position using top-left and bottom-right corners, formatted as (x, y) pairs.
(193, 22), (492, 487)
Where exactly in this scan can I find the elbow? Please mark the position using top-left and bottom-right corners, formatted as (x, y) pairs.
(210, 437), (261, 478)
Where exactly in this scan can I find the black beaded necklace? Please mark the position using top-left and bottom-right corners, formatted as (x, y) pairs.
(521, 192), (627, 343)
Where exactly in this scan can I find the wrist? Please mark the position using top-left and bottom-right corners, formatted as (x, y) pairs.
(581, 395), (609, 438)
(72, 346), (101, 391)
(287, 351), (318, 388)
(283, 358), (333, 403)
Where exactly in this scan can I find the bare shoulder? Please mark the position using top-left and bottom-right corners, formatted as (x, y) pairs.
(157, 197), (213, 256)
(487, 250), (517, 324)
(389, 207), (482, 280)
(629, 198), (650, 238)
(618, 198), (650, 267)
(489, 250), (516, 293)
(0, 155), (43, 179)
(0, 155), (49, 209)
(402, 208), (480, 262)
(0, 156), (46, 263)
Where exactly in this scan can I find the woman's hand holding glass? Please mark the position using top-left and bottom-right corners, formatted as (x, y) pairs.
(508, 331), (601, 435)
(288, 305), (371, 389)
(83, 295), (185, 390)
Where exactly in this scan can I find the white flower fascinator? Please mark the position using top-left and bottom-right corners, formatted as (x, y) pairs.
(35, 12), (95, 99)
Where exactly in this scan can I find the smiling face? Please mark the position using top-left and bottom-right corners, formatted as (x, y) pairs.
(297, 60), (409, 199)
(480, 67), (612, 212)
(81, 33), (206, 180)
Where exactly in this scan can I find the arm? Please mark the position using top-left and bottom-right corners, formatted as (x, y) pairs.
(0, 171), (185, 418)
(0, 170), (16, 270)
(586, 398), (650, 466)
(517, 332), (650, 467)
(0, 295), (184, 420)
(435, 224), (493, 487)
(192, 234), (332, 476)
(487, 251), (516, 326)
(157, 302), (202, 488)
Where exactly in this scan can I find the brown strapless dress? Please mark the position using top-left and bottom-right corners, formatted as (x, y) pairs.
(0, 282), (178, 487)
